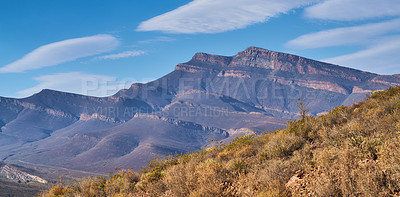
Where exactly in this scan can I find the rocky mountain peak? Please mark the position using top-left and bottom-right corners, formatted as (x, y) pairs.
(188, 47), (279, 67)
(172, 46), (379, 87)
(178, 47), (326, 73)
(237, 46), (277, 56)
(189, 52), (233, 66)
(232, 47), (320, 71)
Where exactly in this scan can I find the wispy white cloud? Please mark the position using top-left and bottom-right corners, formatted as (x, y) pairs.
(96, 50), (146, 60)
(138, 36), (176, 44)
(289, 1), (400, 74)
(0, 35), (119, 73)
(322, 37), (400, 75)
(305, 0), (400, 21)
(287, 18), (400, 49)
(17, 72), (148, 98)
(137, 0), (315, 34)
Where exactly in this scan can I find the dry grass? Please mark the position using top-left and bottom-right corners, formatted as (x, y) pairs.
(42, 86), (400, 196)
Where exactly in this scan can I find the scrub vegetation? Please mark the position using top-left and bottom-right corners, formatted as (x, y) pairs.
(42, 87), (400, 196)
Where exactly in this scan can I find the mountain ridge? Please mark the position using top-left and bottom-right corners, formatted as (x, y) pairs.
(176, 46), (377, 76)
(1, 47), (399, 175)
(42, 86), (400, 197)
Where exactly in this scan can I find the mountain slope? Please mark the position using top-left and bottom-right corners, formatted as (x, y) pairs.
(0, 162), (47, 184)
(42, 86), (400, 197)
(0, 161), (48, 196)
(1, 47), (400, 175)
(117, 47), (398, 124)
(19, 114), (228, 173)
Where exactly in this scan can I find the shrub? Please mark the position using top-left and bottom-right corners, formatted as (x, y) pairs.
(43, 86), (400, 197)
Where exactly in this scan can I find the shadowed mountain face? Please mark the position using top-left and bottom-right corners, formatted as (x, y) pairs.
(1, 47), (399, 174)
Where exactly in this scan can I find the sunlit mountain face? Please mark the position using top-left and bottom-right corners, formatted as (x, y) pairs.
(1, 47), (399, 175)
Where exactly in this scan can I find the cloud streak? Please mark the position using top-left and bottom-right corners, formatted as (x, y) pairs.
(137, 0), (315, 34)
(138, 36), (176, 44)
(305, 0), (400, 21)
(322, 37), (400, 75)
(287, 18), (400, 49)
(288, 1), (400, 74)
(0, 34), (119, 73)
(96, 50), (146, 60)
(17, 72), (137, 98)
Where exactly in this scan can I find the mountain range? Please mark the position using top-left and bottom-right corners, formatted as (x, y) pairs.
(1, 47), (399, 175)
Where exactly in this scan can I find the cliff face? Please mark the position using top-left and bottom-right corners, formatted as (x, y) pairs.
(1, 47), (399, 175)
(124, 47), (396, 122)
(180, 47), (375, 79)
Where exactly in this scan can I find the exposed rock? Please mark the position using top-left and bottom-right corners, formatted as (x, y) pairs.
(286, 170), (314, 197)
(79, 113), (118, 123)
(0, 163), (47, 184)
(1, 47), (400, 175)
(352, 86), (373, 94)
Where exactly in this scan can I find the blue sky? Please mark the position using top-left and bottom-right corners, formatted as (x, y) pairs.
(1, 0), (400, 98)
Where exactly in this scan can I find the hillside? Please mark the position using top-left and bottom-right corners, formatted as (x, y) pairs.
(1, 47), (400, 175)
(0, 162), (47, 184)
(0, 162), (48, 196)
(0, 179), (46, 197)
(42, 86), (400, 196)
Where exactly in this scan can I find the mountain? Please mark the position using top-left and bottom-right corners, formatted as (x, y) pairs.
(42, 86), (400, 197)
(1, 47), (399, 175)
